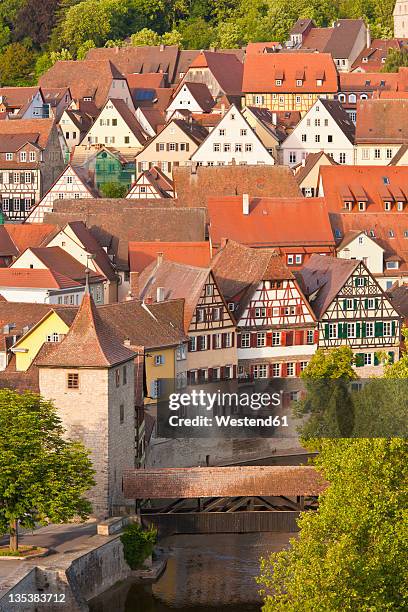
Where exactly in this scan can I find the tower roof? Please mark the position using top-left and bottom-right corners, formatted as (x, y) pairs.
(36, 293), (135, 368)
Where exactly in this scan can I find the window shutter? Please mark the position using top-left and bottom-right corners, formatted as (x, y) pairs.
(295, 330), (303, 345)
(168, 162), (171, 173)
(166, 143), (170, 151)
(266, 332), (272, 346)
(364, 277), (368, 286)
(296, 305), (302, 315)
(353, 299), (358, 310)
(356, 322), (361, 337)
(233, 365), (237, 379)
(375, 322), (383, 337)
(364, 299), (368, 309)
(156, 143), (160, 152)
(266, 307), (272, 317)
(295, 362), (301, 376)
(281, 363), (287, 377)
(374, 353), (379, 366)
(392, 321), (396, 336)
(185, 142), (189, 152)
(343, 299), (347, 311)
(375, 298), (379, 309)
(324, 324), (329, 339)
(220, 366), (224, 380)
(9, 173), (13, 184)
(250, 365), (254, 379)
(208, 368), (213, 381)
(354, 277), (358, 287)
(221, 333), (226, 348)
(138, 162), (142, 173)
(188, 338), (194, 351)
(286, 331), (294, 346)
(237, 333), (241, 348)
(269, 364), (274, 378)
(250, 333), (257, 347)
(281, 331), (287, 346)
(362, 322), (366, 338)
(388, 351), (394, 364)
(212, 334), (216, 349)
(314, 329), (319, 343)
(175, 143), (179, 151)
(231, 332), (235, 347)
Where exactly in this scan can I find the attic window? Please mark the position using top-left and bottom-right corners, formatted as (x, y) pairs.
(316, 79), (323, 86)
(386, 261), (398, 269)
(369, 229), (375, 237)
(344, 201), (353, 210)
(296, 79), (303, 86)
(383, 176), (390, 185)
(389, 229), (395, 238)
(384, 201), (392, 211)
(358, 201), (366, 211)
(334, 229), (342, 239)
(404, 230), (408, 238)
(365, 80), (370, 86)
(397, 201), (404, 211)
(83, 97), (92, 101)
(275, 79), (282, 86)
(381, 57), (386, 63)
(362, 57), (368, 63)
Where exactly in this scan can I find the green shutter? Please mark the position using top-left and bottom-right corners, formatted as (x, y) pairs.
(362, 322), (366, 338)
(375, 322), (383, 337)
(388, 351), (395, 364)
(364, 277), (368, 286)
(364, 298), (368, 309)
(354, 299), (358, 310)
(324, 324), (329, 339)
(354, 277), (358, 287)
(374, 353), (379, 366)
(392, 321), (396, 336)
(355, 353), (364, 367)
(338, 323), (344, 338)
(375, 298), (379, 309)
(356, 322), (361, 338)
(343, 299), (347, 311)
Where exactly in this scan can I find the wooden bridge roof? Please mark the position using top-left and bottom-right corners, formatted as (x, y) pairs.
(123, 466), (327, 499)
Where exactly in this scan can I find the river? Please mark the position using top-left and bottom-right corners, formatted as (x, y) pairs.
(89, 532), (294, 612)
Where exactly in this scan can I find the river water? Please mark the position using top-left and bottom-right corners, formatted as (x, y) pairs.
(89, 532), (294, 612)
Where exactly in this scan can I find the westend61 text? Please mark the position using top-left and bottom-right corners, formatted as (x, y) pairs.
(168, 415), (289, 427)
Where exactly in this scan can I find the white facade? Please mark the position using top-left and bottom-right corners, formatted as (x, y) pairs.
(166, 84), (211, 119)
(59, 111), (83, 151)
(282, 100), (355, 167)
(190, 105), (274, 167)
(355, 144), (401, 166)
(85, 99), (144, 148)
(26, 166), (95, 223)
(0, 285), (83, 304)
(394, 0), (408, 37)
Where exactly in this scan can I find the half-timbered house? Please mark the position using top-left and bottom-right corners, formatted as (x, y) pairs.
(139, 256), (237, 388)
(126, 167), (174, 199)
(296, 254), (402, 374)
(212, 240), (317, 380)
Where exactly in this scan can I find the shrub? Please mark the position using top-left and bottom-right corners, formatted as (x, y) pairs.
(120, 522), (157, 569)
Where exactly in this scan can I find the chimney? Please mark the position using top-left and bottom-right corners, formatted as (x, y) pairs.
(156, 287), (165, 302)
(272, 112), (277, 125)
(366, 25), (371, 49)
(242, 193), (250, 215)
(160, 44), (165, 52)
(129, 271), (139, 297)
(157, 251), (164, 266)
(221, 103), (226, 116)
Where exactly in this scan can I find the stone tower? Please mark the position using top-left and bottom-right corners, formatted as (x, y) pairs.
(394, 0), (408, 37)
(36, 292), (136, 518)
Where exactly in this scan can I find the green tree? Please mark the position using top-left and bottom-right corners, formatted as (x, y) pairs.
(0, 42), (35, 86)
(212, 21), (244, 48)
(130, 27), (161, 46)
(258, 438), (408, 611)
(77, 39), (96, 59)
(0, 390), (95, 552)
(382, 48), (408, 72)
(161, 28), (182, 46)
(100, 182), (128, 198)
(179, 17), (215, 49)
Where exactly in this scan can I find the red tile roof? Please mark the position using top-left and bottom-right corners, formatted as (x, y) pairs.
(0, 268), (81, 289)
(126, 72), (167, 89)
(36, 292), (135, 367)
(245, 42), (281, 54)
(0, 119), (55, 149)
(188, 51), (243, 95)
(356, 99), (408, 143)
(13, 247), (104, 283)
(242, 52), (338, 93)
(3, 224), (57, 254)
(129, 241), (211, 272)
(207, 196), (334, 248)
(351, 38), (408, 72)
(319, 166), (408, 213)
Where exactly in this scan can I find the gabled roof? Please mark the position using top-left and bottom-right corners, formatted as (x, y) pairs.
(243, 106), (287, 143)
(129, 166), (174, 198)
(339, 71), (399, 92)
(61, 220), (117, 281)
(294, 151), (337, 185)
(138, 118), (208, 151)
(12, 247), (103, 283)
(39, 60), (126, 109)
(129, 241), (211, 272)
(173, 164), (302, 208)
(351, 39), (407, 72)
(355, 99), (408, 143)
(0, 87), (42, 109)
(207, 196), (334, 248)
(296, 254), (360, 317)
(319, 166), (408, 212)
(139, 259), (213, 331)
(36, 292), (135, 368)
(0, 119), (55, 149)
(0, 268), (81, 290)
(211, 240), (296, 319)
(0, 302), (77, 337)
(126, 73), (167, 90)
(101, 98), (146, 144)
(63, 108), (93, 134)
(187, 51), (244, 95)
(0, 224), (57, 258)
(302, 19), (366, 58)
(242, 52), (338, 93)
(315, 98), (355, 143)
(387, 283), (408, 318)
(172, 82), (215, 113)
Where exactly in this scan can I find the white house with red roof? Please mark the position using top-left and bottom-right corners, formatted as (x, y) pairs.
(126, 166), (174, 199)
(190, 104), (274, 167)
(83, 98), (147, 149)
(0, 268), (83, 304)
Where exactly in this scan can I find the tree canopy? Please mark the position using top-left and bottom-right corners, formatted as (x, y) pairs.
(0, 389), (95, 550)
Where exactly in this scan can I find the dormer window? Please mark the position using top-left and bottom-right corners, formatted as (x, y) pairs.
(83, 97), (92, 101)
(386, 261), (399, 269)
(275, 79), (282, 86)
(369, 229), (375, 237)
(296, 79), (303, 86)
(397, 201), (404, 211)
(362, 57), (368, 63)
(344, 201), (353, 210)
(358, 201), (366, 211)
(389, 229), (395, 238)
(5, 153), (12, 161)
(335, 229), (342, 239)
(316, 79), (323, 86)
(384, 201), (392, 211)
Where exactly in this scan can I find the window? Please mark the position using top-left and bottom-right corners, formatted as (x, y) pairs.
(307, 330), (314, 344)
(389, 229), (395, 238)
(253, 364), (268, 378)
(329, 323), (337, 339)
(213, 143), (221, 152)
(296, 79), (303, 86)
(316, 79), (323, 86)
(13, 199), (20, 211)
(272, 363), (281, 377)
(24, 198), (31, 211)
(20, 152), (26, 162)
(228, 302), (235, 311)
(235, 143), (242, 152)
(300, 361), (308, 372)
(212, 307), (221, 321)
(241, 332), (250, 348)
(5, 153), (13, 161)
(306, 119), (311, 126)
(119, 404), (124, 424)
(383, 321), (392, 336)
(366, 322), (374, 337)
(315, 119), (320, 127)
(255, 307), (266, 318)
(46, 332), (60, 342)
(254, 95), (264, 105)
(289, 152), (296, 164)
(295, 254), (302, 264)
(198, 335), (208, 351)
(272, 331), (281, 346)
(257, 332), (266, 347)
(275, 79), (282, 86)
(154, 354), (164, 366)
(205, 284), (213, 296)
(158, 143), (165, 151)
(176, 344), (187, 360)
(151, 379), (161, 398)
(358, 201), (366, 211)
(287, 254), (294, 265)
(286, 362), (294, 376)
(347, 322), (356, 338)
(295, 96), (301, 104)
(364, 353), (372, 366)
(115, 369), (121, 387)
(315, 135), (320, 143)
(240, 129), (247, 136)
(2, 199), (9, 212)
(67, 373), (79, 389)
(225, 332), (232, 348)
(29, 151), (36, 162)
(223, 143), (231, 152)
(245, 143), (252, 152)
(339, 152), (346, 164)
(386, 148), (393, 159)
(328, 135), (333, 143)
(197, 309), (205, 322)
(355, 277), (365, 287)
(362, 148), (370, 160)
(213, 333), (222, 349)
(301, 134), (307, 142)
(169, 143), (177, 151)
(189, 337), (197, 351)
(374, 149), (381, 159)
